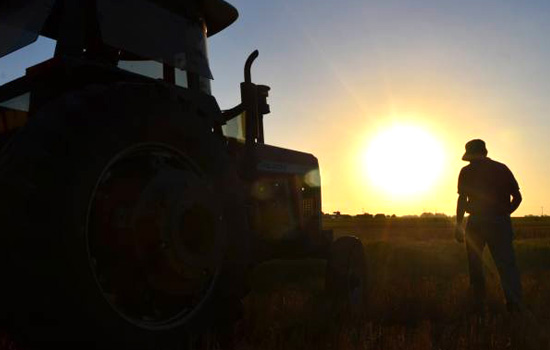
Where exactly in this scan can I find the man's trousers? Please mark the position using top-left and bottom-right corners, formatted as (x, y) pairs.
(465, 215), (522, 304)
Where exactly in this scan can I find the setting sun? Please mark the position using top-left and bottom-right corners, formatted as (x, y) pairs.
(363, 124), (445, 198)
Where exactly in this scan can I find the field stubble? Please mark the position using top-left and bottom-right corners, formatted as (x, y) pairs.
(235, 217), (550, 350)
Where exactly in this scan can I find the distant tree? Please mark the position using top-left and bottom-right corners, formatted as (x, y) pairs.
(374, 213), (386, 219)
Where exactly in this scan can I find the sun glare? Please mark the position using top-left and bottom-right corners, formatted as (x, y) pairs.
(364, 124), (445, 198)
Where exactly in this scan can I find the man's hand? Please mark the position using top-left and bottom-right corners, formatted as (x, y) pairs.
(454, 226), (465, 244)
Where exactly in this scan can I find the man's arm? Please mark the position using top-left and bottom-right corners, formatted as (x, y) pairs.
(455, 168), (467, 243)
(455, 194), (467, 243)
(507, 166), (522, 214)
(457, 194), (467, 225)
(510, 190), (522, 214)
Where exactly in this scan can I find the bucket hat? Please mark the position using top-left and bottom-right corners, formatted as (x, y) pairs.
(462, 139), (488, 161)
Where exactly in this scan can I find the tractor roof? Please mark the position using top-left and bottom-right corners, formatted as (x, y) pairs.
(0, 0), (238, 59)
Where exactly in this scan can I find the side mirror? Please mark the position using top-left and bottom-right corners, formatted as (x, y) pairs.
(257, 85), (270, 115)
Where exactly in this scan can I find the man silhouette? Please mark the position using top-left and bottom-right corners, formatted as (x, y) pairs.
(455, 139), (523, 313)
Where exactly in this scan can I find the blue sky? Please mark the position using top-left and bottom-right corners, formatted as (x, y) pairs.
(2, 0), (550, 215)
(207, 0), (550, 215)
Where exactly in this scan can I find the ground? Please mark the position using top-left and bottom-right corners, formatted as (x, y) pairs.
(234, 216), (550, 350)
(2, 216), (549, 349)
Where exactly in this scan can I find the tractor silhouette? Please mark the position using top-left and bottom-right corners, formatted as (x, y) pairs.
(0, 0), (366, 348)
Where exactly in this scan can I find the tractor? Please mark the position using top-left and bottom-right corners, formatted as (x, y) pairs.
(0, 0), (366, 348)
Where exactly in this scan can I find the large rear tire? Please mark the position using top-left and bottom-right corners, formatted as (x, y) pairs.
(0, 83), (250, 349)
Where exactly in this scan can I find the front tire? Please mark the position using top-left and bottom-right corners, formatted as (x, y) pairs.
(325, 236), (367, 316)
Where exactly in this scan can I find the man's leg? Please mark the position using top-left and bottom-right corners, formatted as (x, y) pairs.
(487, 218), (522, 308)
(465, 223), (487, 306)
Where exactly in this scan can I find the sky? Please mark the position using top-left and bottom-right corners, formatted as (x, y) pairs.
(2, 0), (550, 216)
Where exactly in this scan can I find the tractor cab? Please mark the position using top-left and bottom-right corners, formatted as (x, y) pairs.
(0, 0), (237, 88)
(0, 0), (236, 142)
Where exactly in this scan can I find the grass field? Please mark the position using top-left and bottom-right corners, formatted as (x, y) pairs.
(235, 216), (550, 350)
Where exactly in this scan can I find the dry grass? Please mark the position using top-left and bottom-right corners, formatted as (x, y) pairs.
(232, 217), (550, 350)
(2, 217), (549, 349)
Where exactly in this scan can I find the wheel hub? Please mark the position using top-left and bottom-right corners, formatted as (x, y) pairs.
(86, 145), (225, 329)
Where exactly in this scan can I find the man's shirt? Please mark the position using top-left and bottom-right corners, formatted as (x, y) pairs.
(458, 158), (519, 216)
